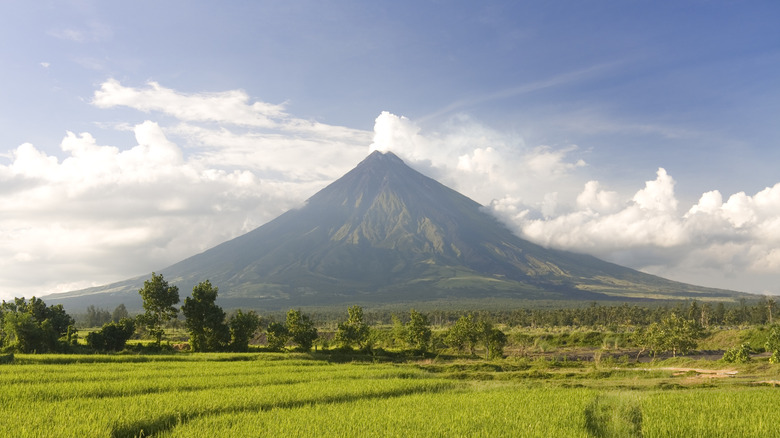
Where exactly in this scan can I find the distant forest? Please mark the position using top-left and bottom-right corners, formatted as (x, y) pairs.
(77, 298), (777, 329)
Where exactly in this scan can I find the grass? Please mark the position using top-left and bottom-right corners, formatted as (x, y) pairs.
(159, 385), (594, 437)
(1, 353), (778, 437)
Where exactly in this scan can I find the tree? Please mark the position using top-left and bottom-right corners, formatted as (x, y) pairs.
(391, 314), (407, 348)
(286, 309), (318, 351)
(477, 320), (507, 359)
(446, 314), (478, 355)
(0, 297), (74, 353)
(85, 305), (111, 327)
(228, 310), (261, 352)
(334, 305), (370, 349)
(2, 312), (46, 353)
(266, 321), (290, 351)
(405, 309), (432, 353)
(712, 302), (726, 325)
(699, 303), (712, 328)
(137, 273), (180, 347)
(181, 280), (229, 352)
(633, 323), (666, 360)
(766, 324), (780, 364)
(686, 301), (700, 324)
(633, 313), (701, 359)
(766, 297), (777, 325)
(86, 318), (135, 351)
(662, 313), (701, 357)
(112, 304), (129, 323)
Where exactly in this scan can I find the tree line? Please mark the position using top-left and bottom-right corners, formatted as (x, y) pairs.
(355, 298), (778, 329)
(2, 273), (778, 362)
(133, 274), (502, 355)
(73, 273), (511, 356)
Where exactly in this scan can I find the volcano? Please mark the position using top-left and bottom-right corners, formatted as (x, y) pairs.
(49, 151), (745, 311)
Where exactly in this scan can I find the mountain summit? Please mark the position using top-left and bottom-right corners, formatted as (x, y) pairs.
(50, 150), (744, 310)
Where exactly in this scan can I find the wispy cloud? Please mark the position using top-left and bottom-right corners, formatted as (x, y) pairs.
(48, 21), (113, 43)
(421, 61), (624, 122)
(93, 80), (369, 140)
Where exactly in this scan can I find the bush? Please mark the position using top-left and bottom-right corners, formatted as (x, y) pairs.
(722, 343), (752, 363)
(86, 318), (135, 352)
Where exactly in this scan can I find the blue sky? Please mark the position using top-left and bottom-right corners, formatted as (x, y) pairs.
(2, 1), (780, 299)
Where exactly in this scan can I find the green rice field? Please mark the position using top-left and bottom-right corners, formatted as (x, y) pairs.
(1, 353), (778, 437)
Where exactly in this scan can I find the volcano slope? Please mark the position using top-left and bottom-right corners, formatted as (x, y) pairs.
(49, 151), (746, 311)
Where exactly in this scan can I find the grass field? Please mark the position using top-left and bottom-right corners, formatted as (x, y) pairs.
(1, 353), (778, 437)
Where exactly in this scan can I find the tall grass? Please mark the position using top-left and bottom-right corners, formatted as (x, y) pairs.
(2, 354), (778, 437)
(641, 387), (780, 437)
(159, 386), (595, 438)
(0, 354), (449, 437)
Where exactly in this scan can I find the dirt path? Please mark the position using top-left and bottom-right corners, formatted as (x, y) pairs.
(619, 366), (738, 379)
(661, 367), (738, 377)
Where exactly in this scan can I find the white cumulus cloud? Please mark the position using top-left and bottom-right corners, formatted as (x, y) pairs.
(0, 81), (373, 300)
(370, 111), (780, 295)
(370, 111), (587, 209)
(3, 82), (779, 300)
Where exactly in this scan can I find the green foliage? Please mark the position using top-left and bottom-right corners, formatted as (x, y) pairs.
(228, 310), (261, 352)
(86, 318), (136, 352)
(445, 315), (506, 358)
(405, 309), (432, 353)
(112, 304), (129, 323)
(477, 320), (507, 359)
(137, 273), (180, 347)
(633, 313), (701, 359)
(334, 305), (370, 349)
(391, 314), (406, 348)
(181, 280), (229, 352)
(84, 305), (112, 327)
(2, 312), (50, 353)
(0, 297), (74, 353)
(765, 324), (780, 352)
(266, 322), (290, 351)
(446, 314), (478, 354)
(286, 309), (318, 351)
(722, 343), (752, 363)
(661, 313), (701, 357)
(766, 322), (780, 364)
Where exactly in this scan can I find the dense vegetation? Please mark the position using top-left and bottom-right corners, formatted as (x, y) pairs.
(0, 297), (74, 353)
(1, 274), (779, 437)
(2, 274), (779, 363)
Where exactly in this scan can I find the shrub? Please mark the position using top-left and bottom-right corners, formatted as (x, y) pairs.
(86, 318), (136, 352)
(722, 343), (752, 363)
